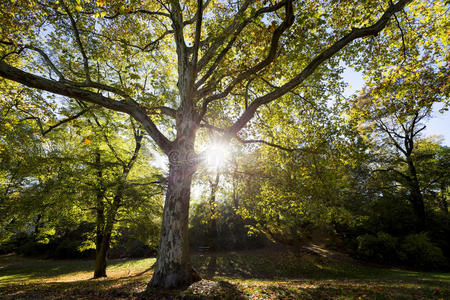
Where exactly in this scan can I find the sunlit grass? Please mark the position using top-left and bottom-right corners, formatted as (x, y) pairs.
(0, 256), (156, 285)
(1, 251), (449, 299)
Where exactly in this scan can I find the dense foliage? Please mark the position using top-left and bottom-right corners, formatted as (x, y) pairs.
(0, 0), (449, 289)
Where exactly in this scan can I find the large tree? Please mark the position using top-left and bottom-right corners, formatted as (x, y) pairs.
(1, 0), (445, 289)
(354, 65), (448, 228)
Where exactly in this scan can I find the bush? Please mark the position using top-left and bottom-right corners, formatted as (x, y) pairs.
(356, 232), (398, 263)
(364, 196), (417, 236)
(109, 239), (157, 259)
(399, 233), (447, 270)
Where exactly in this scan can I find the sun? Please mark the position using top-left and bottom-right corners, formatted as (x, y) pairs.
(204, 142), (230, 170)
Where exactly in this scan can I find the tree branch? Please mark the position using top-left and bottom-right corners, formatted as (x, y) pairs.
(0, 61), (173, 153)
(225, 0), (412, 138)
(235, 135), (297, 152)
(42, 106), (94, 135)
(199, 0), (294, 121)
(191, 0), (203, 74)
(62, 1), (91, 81)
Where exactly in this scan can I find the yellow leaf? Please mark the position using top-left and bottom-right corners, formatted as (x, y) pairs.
(75, 5), (82, 12)
(100, 11), (107, 18)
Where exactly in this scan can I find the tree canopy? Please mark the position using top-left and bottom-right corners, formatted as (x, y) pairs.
(1, 0), (448, 290)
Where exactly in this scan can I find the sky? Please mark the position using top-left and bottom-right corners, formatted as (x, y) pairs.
(343, 68), (450, 146)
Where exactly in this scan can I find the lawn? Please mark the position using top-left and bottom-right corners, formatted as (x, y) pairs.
(0, 247), (449, 299)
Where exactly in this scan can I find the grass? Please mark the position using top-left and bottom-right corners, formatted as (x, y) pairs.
(0, 248), (449, 299)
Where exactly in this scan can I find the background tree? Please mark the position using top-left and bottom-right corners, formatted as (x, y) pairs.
(0, 98), (163, 270)
(354, 66), (448, 228)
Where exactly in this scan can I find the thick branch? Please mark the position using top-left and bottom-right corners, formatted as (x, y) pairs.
(196, 0), (287, 83)
(199, 0), (294, 121)
(155, 106), (177, 118)
(0, 61), (172, 153)
(127, 132), (143, 170)
(196, 0), (252, 70)
(226, 0), (412, 138)
(191, 0), (203, 74)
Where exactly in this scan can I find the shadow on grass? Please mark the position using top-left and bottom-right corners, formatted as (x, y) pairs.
(249, 280), (450, 299)
(0, 277), (147, 300)
(1, 251), (449, 299)
(193, 250), (450, 287)
(1, 277), (449, 300)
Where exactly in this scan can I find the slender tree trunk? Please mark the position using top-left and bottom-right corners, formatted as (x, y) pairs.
(406, 157), (426, 229)
(93, 189), (123, 278)
(94, 202), (107, 278)
(34, 214), (42, 236)
(439, 183), (448, 214)
(93, 131), (140, 278)
(231, 167), (240, 210)
(208, 173), (220, 250)
(94, 219), (114, 278)
(94, 152), (107, 278)
(94, 208), (106, 277)
(148, 145), (200, 289)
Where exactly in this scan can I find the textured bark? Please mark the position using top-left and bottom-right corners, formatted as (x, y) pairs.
(148, 142), (200, 289)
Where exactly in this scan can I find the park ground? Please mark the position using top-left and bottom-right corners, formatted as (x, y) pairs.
(0, 245), (449, 299)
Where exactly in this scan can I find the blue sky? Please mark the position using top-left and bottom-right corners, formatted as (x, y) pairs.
(343, 68), (450, 146)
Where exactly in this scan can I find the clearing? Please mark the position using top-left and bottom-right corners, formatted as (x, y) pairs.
(0, 246), (449, 299)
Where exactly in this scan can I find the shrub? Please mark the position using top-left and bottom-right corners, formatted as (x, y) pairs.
(399, 233), (447, 270)
(109, 239), (157, 259)
(356, 232), (398, 263)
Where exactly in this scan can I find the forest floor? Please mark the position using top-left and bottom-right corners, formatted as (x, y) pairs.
(0, 245), (449, 299)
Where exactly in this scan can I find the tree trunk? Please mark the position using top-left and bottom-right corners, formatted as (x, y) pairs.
(439, 183), (448, 214)
(94, 211), (106, 277)
(147, 149), (200, 289)
(93, 152), (107, 278)
(94, 221), (113, 278)
(93, 134), (141, 279)
(208, 173), (220, 250)
(94, 177), (126, 278)
(406, 157), (426, 229)
(93, 202), (108, 278)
